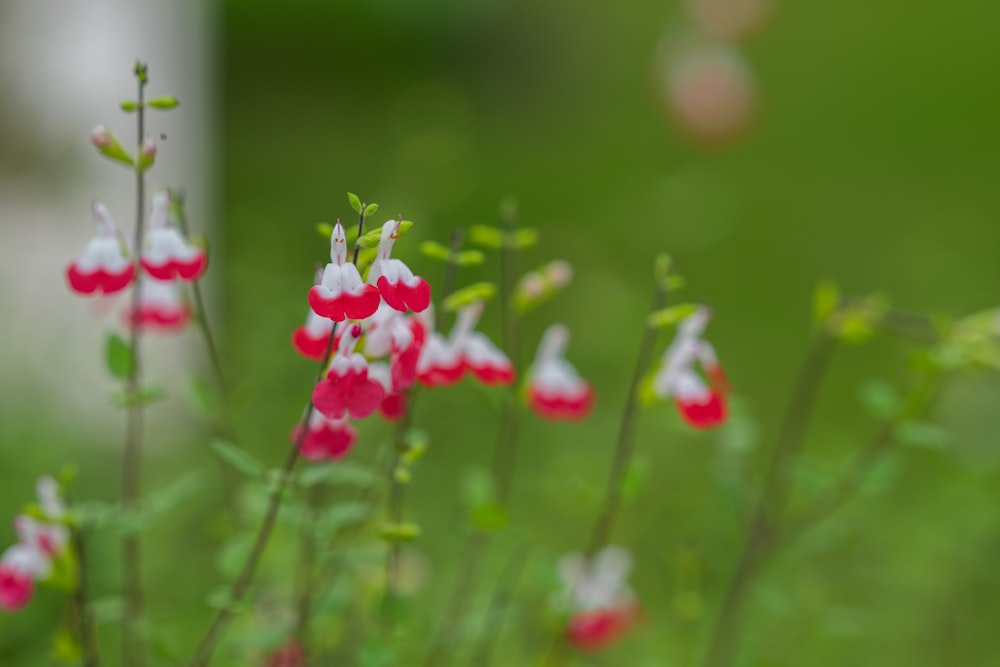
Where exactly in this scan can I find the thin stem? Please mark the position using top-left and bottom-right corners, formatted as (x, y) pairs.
(586, 280), (669, 555)
(468, 544), (531, 667)
(73, 528), (99, 667)
(700, 333), (836, 667)
(493, 207), (522, 505)
(122, 65), (148, 667)
(187, 325), (339, 667)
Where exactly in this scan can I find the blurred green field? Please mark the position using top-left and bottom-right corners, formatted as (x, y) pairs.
(4, 0), (1000, 664)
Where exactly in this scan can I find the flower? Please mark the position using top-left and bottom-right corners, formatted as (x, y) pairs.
(415, 302), (514, 388)
(308, 222), (381, 322)
(363, 302), (428, 392)
(0, 546), (43, 612)
(557, 546), (640, 652)
(526, 325), (593, 420)
(124, 277), (191, 332)
(292, 411), (357, 462)
(267, 639), (305, 667)
(651, 306), (728, 429)
(66, 200), (136, 295)
(293, 270), (337, 360)
(367, 220), (431, 313)
(368, 361), (408, 421)
(141, 192), (208, 281)
(312, 324), (385, 420)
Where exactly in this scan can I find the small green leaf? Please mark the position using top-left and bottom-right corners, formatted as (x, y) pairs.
(111, 386), (166, 409)
(133, 60), (148, 84)
(298, 461), (376, 488)
(420, 241), (452, 261)
(316, 222), (334, 240)
(896, 421), (951, 449)
(468, 224), (504, 249)
(106, 333), (133, 380)
(120, 100), (139, 112)
(51, 626), (83, 663)
(146, 96), (180, 110)
(379, 522), (421, 542)
(812, 281), (840, 328)
(443, 282), (497, 311)
(357, 219), (414, 248)
(211, 440), (265, 477)
(190, 377), (220, 416)
(469, 503), (508, 532)
(347, 192), (363, 214)
(364, 203), (379, 217)
(647, 303), (699, 329)
(512, 227), (539, 249)
(319, 501), (371, 535)
(456, 250), (485, 266)
(859, 379), (899, 419)
(394, 466), (412, 484)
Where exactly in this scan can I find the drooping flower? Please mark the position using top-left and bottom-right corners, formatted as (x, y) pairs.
(526, 325), (593, 420)
(141, 191), (208, 281)
(364, 303), (428, 392)
(124, 277), (191, 332)
(293, 270), (337, 360)
(367, 219), (431, 314)
(308, 222), (381, 322)
(453, 302), (515, 386)
(292, 411), (357, 462)
(0, 546), (43, 612)
(368, 361), (408, 421)
(416, 329), (464, 387)
(557, 546), (640, 652)
(66, 200), (136, 295)
(651, 306), (728, 429)
(312, 324), (385, 420)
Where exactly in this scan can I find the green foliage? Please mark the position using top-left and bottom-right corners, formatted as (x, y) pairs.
(211, 439), (266, 477)
(316, 222), (334, 239)
(647, 303), (700, 329)
(298, 461), (377, 488)
(357, 219), (414, 248)
(364, 203), (379, 217)
(146, 96), (180, 110)
(105, 333), (133, 379)
(443, 282), (496, 311)
(111, 385), (166, 409)
(120, 100), (139, 112)
(347, 192), (363, 214)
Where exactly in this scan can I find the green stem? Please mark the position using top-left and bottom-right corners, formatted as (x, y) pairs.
(122, 65), (148, 667)
(700, 333), (836, 667)
(585, 279), (669, 555)
(187, 325), (339, 667)
(73, 527), (99, 667)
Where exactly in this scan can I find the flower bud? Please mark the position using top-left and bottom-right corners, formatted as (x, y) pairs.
(138, 138), (157, 171)
(545, 260), (574, 288)
(90, 125), (112, 149)
(89, 125), (134, 166)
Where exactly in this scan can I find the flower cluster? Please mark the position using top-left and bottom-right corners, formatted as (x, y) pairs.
(66, 192), (205, 333)
(0, 477), (70, 612)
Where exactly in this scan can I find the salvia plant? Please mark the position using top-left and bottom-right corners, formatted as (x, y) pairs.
(3, 62), (999, 667)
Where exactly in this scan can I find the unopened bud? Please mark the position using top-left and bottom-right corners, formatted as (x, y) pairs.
(90, 125), (112, 149)
(89, 125), (134, 167)
(545, 260), (574, 288)
(138, 138), (157, 171)
(520, 273), (545, 299)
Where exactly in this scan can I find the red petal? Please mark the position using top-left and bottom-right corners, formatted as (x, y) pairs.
(312, 377), (348, 419)
(676, 390), (727, 429)
(401, 278), (431, 313)
(67, 263), (135, 295)
(468, 362), (516, 386)
(344, 377), (386, 420)
(376, 276), (407, 312)
(308, 287), (348, 321)
(292, 327), (332, 361)
(566, 608), (632, 652)
(379, 393), (407, 421)
(141, 255), (207, 282)
(417, 362), (466, 387)
(344, 284), (382, 320)
(528, 385), (594, 421)
(0, 567), (35, 612)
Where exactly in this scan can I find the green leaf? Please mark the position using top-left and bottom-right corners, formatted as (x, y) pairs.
(379, 522), (421, 542)
(216, 533), (254, 580)
(468, 224), (504, 249)
(111, 386), (166, 409)
(654, 253), (674, 284)
(357, 219), (413, 248)
(859, 379), (899, 419)
(120, 100), (139, 112)
(319, 501), (371, 535)
(512, 227), (539, 248)
(443, 282), (497, 311)
(347, 192), (363, 214)
(106, 333), (133, 379)
(211, 440), (265, 477)
(896, 421), (951, 449)
(189, 377), (220, 416)
(813, 281), (840, 328)
(51, 626), (83, 663)
(146, 96), (180, 110)
(420, 241), (452, 261)
(145, 471), (205, 516)
(469, 502), (508, 532)
(456, 250), (485, 266)
(647, 303), (699, 329)
(364, 203), (379, 217)
(316, 222), (334, 240)
(298, 461), (376, 488)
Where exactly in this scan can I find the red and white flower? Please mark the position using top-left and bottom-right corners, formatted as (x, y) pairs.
(308, 222), (381, 322)
(526, 325), (593, 420)
(293, 270), (337, 360)
(452, 302), (515, 385)
(368, 361), (408, 421)
(363, 303), (428, 392)
(124, 277), (191, 332)
(416, 330), (464, 387)
(0, 545), (45, 612)
(367, 219), (431, 314)
(557, 546), (640, 652)
(141, 192), (207, 281)
(292, 411), (357, 462)
(652, 306), (728, 429)
(312, 324), (385, 420)
(66, 200), (135, 295)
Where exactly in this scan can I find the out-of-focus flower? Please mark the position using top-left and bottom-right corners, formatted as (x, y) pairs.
(292, 411), (357, 462)
(293, 270), (337, 360)
(363, 302), (428, 392)
(453, 302), (515, 385)
(652, 306), (729, 429)
(0, 546), (43, 612)
(66, 200), (135, 295)
(526, 325), (593, 420)
(124, 277), (191, 332)
(664, 42), (757, 146)
(267, 639), (305, 667)
(368, 220), (431, 314)
(309, 222), (381, 322)
(557, 546), (640, 651)
(141, 192), (208, 281)
(312, 324), (385, 420)
(368, 361), (408, 421)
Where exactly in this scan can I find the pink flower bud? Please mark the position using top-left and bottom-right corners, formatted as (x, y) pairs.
(545, 260), (574, 288)
(90, 125), (112, 149)
(140, 138), (157, 158)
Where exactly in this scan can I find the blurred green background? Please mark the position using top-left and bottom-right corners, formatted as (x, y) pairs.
(4, 0), (1000, 664)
